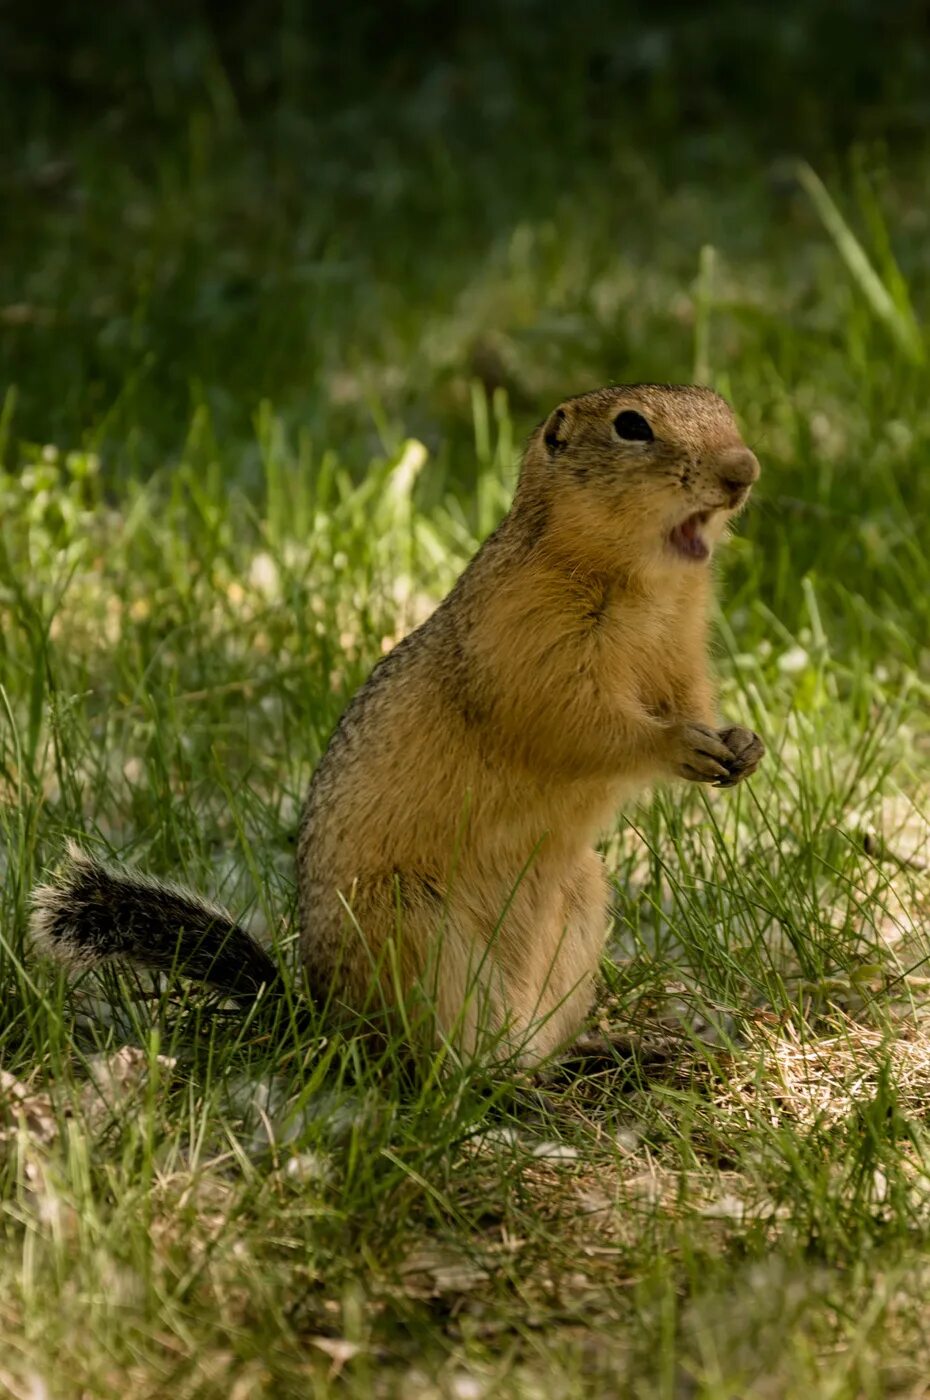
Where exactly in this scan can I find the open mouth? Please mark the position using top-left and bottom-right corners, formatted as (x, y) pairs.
(668, 510), (711, 561)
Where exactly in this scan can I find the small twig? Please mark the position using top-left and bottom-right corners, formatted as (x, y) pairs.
(862, 832), (928, 875)
(115, 663), (310, 719)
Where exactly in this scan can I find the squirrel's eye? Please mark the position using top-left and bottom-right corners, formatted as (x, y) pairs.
(613, 410), (654, 443)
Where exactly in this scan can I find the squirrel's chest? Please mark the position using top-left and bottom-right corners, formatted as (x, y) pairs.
(592, 600), (707, 715)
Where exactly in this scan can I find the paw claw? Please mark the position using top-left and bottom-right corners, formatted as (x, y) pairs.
(716, 725), (765, 784)
(671, 721), (764, 787)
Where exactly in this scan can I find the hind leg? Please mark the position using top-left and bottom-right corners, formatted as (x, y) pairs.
(446, 850), (610, 1068)
(299, 854), (611, 1068)
(299, 871), (512, 1055)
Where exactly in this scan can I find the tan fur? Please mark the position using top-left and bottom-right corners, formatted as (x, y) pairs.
(297, 383), (762, 1065)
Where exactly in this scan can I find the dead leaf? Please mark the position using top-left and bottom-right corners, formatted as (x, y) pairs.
(308, 1337), (364, 1378)
(400, 1244), (490, 1298)
(0, 1070), (58, 1147)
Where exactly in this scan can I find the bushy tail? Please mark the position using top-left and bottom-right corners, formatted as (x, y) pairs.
(30, 841), (281, 1001)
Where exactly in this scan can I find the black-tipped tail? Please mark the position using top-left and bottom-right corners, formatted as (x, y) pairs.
(30, 841), (281, 1001)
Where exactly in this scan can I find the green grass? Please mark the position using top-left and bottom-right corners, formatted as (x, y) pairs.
(2, 10), (930, 1396)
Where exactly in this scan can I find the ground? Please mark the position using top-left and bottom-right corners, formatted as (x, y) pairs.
(2, 8), (930, 1397)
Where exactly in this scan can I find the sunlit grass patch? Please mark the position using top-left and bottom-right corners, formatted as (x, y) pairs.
(1, 371), (927, 1391)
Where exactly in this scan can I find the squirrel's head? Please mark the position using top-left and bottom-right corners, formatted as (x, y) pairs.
(518, 384), (759, 576)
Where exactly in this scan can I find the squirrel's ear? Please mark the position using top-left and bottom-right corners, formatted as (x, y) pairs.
(543, 405), (572, 457)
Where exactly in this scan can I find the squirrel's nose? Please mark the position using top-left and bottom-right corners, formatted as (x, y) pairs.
(716, 446), (760, 495)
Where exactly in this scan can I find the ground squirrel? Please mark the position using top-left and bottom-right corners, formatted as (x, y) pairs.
(31, 383), (763, 1067)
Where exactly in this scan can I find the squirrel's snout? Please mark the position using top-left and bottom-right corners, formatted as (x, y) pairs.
(715, 446), (760, 495)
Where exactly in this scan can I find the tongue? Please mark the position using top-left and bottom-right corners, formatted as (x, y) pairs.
(670, 514), (710, 560)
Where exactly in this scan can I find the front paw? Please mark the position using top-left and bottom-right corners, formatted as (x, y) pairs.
(669, 722), (740, 784)
(713, 724), (765, 787)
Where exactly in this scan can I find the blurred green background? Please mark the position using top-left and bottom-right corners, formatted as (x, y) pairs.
(3, 0), (928, 442)
(2, 1), (930, 655)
